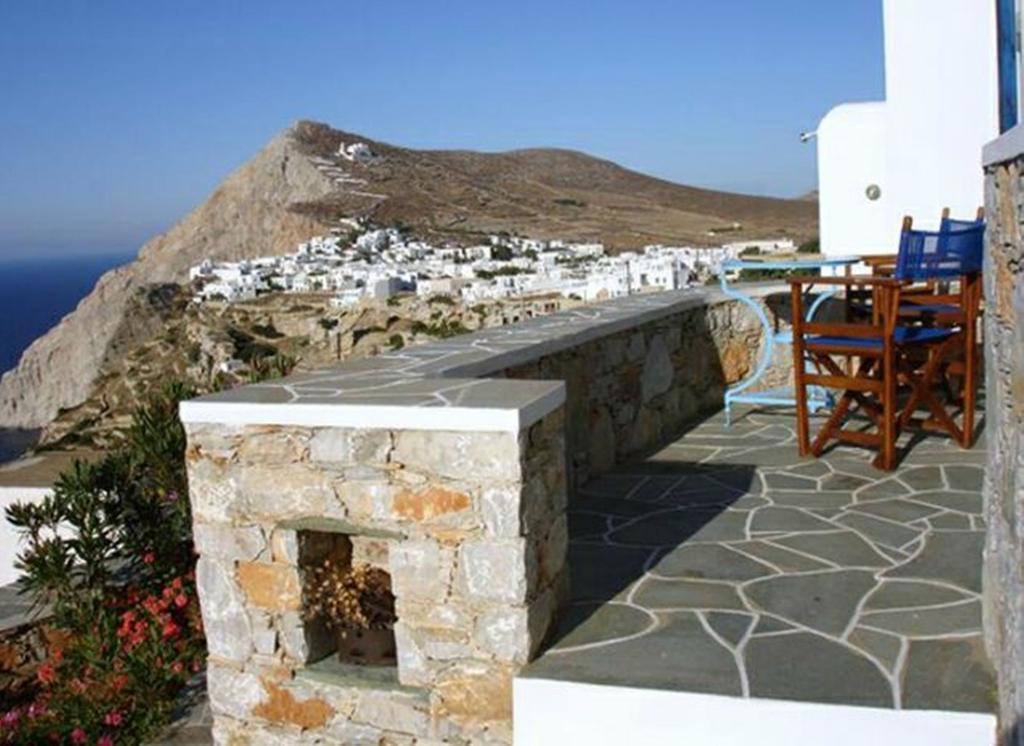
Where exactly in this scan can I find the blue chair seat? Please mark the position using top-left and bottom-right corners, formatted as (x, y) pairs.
(900, 303), (960, 315)
(808, 326), (955, 350)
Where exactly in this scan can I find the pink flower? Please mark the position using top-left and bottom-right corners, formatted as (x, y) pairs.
(174, 594), (188, 608)
(1, 709), (20, 729)
(70, 727), (87, 744)
(142, 552), (156, 565)
(98, 736), (115, 746)
(103, 711), (123, 727)
(27, 702), (47, 719)
(165, 490), (179, 503)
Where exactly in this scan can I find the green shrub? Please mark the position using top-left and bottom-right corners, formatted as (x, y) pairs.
(475, 266), (527, 280)
(411, 319), (470, 339)
(246, 353), (298, 383)
(4, 382), (203, 744)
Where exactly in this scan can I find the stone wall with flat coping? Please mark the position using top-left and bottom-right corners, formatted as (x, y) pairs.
(179, 285), (790, 744)
(502, 293), (786, 487)
(982, 137), (1024, 744)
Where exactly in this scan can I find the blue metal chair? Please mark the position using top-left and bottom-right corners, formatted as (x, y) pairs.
(789, 220), (985, 470)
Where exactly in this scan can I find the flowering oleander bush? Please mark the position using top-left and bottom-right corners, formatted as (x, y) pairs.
(2, 383), (204, 745)
(0, 574), (204, 744)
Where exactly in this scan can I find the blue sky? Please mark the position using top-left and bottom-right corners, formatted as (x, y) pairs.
(0, 1), (884, 259)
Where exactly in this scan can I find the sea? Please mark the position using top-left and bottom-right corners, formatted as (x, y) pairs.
(0, 251), (133, 462)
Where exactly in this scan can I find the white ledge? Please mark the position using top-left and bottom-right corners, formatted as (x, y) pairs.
(179, 379), (566, 433)
(983, 123), (1024, 166)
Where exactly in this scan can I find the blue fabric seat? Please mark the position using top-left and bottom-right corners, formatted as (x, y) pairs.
(809, 326), (955, 350)
(899, 302), (960, 315)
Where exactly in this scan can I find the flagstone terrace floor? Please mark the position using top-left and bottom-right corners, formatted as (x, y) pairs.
(523, 407), (995, 714)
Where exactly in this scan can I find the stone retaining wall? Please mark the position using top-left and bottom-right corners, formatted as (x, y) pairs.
(180, 286), (791, 744)
(502, 295), (787, 487)
(983, 143), (1024, 744)
(185, 409), (567, 745)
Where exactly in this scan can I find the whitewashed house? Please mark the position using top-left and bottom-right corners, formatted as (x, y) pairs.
(817, 0), (1000, 255)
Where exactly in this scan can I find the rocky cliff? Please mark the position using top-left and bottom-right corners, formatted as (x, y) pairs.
(0, 128), (334, 428)
(0, 120), (817, 430)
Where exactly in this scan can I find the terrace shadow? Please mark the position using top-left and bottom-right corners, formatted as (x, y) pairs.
(538, 433), (758, 653)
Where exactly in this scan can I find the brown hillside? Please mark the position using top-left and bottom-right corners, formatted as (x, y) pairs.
(291, 121), (817, 249)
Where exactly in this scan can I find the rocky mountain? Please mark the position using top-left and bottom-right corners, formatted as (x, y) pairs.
(0, 120), (817, 430)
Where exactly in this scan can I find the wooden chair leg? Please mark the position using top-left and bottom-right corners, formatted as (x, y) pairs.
(879, 344), (897, 471)
(791, 285), (811, 457)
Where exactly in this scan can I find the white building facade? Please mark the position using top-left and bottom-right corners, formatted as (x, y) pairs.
(817, 0), (1001, 255)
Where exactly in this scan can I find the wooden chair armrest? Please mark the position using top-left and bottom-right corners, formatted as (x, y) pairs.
(861, 254), (898, 266)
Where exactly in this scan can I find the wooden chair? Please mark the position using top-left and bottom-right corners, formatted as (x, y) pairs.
(789, 221), (985, 470)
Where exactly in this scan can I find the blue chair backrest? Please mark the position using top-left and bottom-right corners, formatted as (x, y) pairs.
(894, 223), (985, 282)
(939, 215), (985, 232)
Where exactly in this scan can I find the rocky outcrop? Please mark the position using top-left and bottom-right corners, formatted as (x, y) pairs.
(0, 127), (335, 429)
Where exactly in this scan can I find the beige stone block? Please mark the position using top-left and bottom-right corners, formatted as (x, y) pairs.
(393, 621), (431, 687)
(309, 428), (392, 466)
(481, 485), (522, 539)
(325, 716), (384, 745)
(236, 562), (301, 612)
(241, 464), (333, 519)
(434, 661), (513, 726)
(252, 680), (335, 730)
(393, 431), (521, 482)
(353, 689), (431, 736)
(249, 610), (277, 656)
(188, 458), (242, 523)
(194, 524), (268, 562)
(390, 540), (453, 604)
(456, 539), (529, 604)
(336, 480), (397, 523)
(207, 664), (266, 721)
(473, 606), (529, 663)
(278, 611), (333, 664)
(235, 427), (310, 465)
(196, 556), (254, 662)
(393, 485), (472, 522)
(270, 528), (299, 564)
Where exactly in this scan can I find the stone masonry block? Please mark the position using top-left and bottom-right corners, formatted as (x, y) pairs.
(195, 556), (254, 663)
(456, 539), (530, 604)
(393, 431), (521, 482)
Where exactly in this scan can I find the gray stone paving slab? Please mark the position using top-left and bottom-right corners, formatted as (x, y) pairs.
(524, 408), (996, 713)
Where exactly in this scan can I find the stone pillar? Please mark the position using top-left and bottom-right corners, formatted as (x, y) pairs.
(183, 405), (567, 744)
(983, 145), (1024, 744)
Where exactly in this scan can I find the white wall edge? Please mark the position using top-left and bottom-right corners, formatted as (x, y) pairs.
(513, 677), (997, 746)
(984, 123), (1024, 166)
(179, 385), (566, 433)
(0, 487), (53, 587)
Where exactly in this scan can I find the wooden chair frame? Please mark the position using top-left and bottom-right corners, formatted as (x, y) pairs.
(789, 264), (981, 470)
(790, 276), (904, 470)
